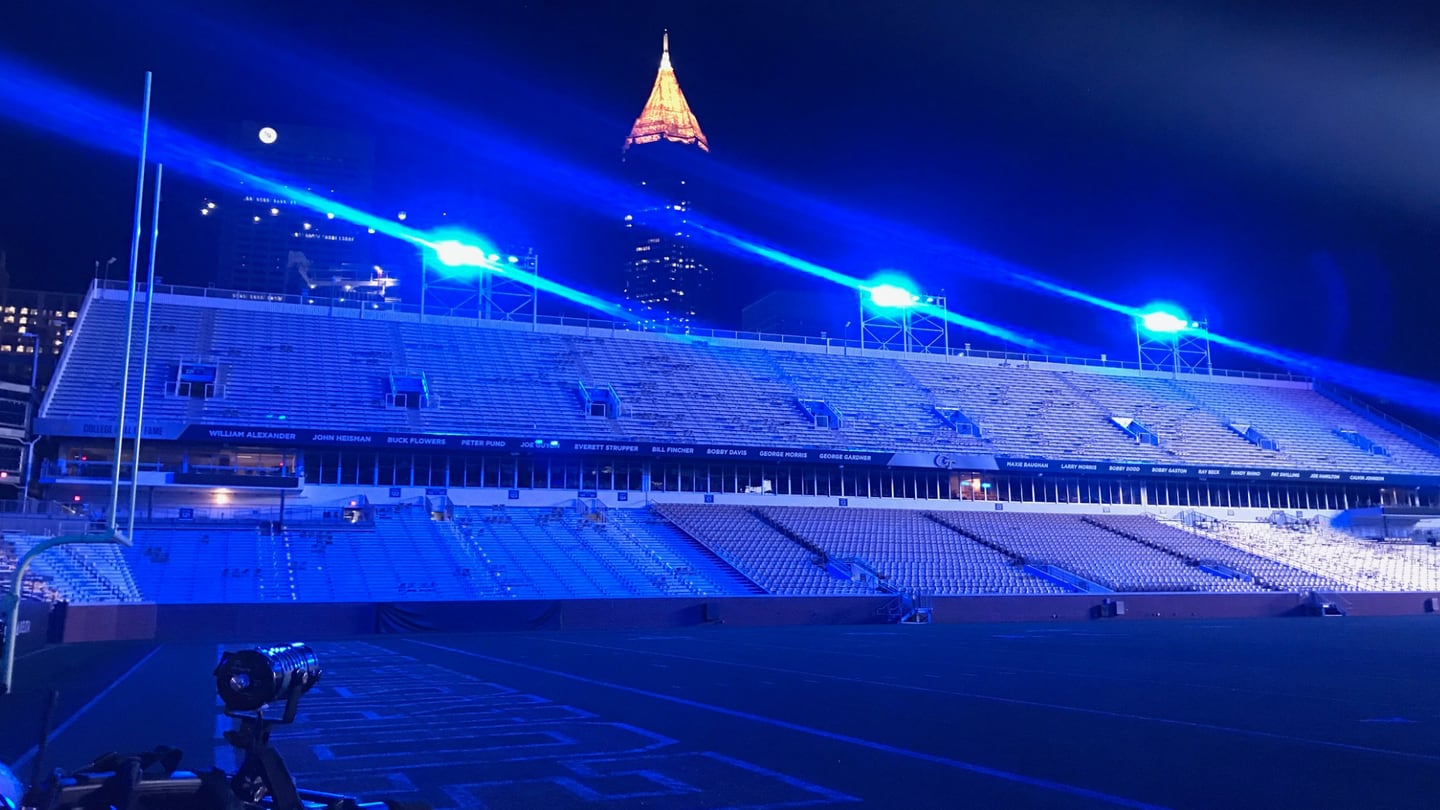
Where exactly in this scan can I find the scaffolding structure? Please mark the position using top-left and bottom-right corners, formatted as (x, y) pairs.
(858, 291), (949, 355)
(1136, 317), (1213, 376)
(419, 248), (539, 325)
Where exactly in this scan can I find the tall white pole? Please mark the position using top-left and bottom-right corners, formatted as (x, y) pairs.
(127, 164), (162, 538)
(107, 72), (152, 533)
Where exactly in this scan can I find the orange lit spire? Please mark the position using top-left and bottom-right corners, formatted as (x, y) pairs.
(624, 31), (709, 154)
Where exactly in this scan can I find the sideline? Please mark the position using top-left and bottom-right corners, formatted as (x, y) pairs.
(404, 638), (1172, 810)
(10, 645), (164, 773)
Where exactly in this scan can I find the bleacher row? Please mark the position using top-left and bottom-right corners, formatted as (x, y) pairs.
(9, 505), (1439, 604)
(42, 293), (1440, 474)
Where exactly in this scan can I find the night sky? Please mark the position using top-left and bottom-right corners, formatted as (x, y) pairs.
(2, 0), (1439, 383)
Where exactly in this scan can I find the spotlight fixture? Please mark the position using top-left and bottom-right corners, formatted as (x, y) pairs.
(214, 643), (321, 713)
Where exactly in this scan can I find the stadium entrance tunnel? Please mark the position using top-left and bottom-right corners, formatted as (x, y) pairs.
(1305, 592), (1349, 617)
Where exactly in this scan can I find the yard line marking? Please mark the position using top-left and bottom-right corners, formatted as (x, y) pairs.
(538, 637), (1440, 764)
(404, 638), (1172, 810)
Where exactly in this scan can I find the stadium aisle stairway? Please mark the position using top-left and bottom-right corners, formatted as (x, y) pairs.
(656, 504), (875, 595)
(452, 506), (761, 599)
(603, 508), (767, 595)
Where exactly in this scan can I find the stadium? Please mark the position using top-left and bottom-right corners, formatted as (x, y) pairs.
(2, 277), (1439, 808)
(4, 8), (1440, 809)
(18, 280), (1440, 617)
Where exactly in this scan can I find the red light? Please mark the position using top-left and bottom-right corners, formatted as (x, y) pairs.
(72, 495), (81, 502)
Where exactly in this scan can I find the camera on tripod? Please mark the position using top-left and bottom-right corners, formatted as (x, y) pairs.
(15, 643), (425, 810)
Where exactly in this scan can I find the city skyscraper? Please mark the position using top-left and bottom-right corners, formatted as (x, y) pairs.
(622, 32), (711, 325)
(215, 122), (376, 295)
(0, 251), (80, 390)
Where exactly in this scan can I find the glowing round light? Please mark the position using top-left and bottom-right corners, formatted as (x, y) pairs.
(434, 240), (490, 268)
(258, 127), (278, 144)
(397, 211), (408, 221)
(867, 283), (920, 309)
(1138, 303), (1191, 336)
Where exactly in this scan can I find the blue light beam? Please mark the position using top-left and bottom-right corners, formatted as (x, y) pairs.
(417, 228), (638, 323)
(1013, 276), (1440, 416)
(0, 52), (640, 324)
(694, 223), (1051, 351)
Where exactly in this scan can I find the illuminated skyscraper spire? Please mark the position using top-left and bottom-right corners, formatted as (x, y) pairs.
(624, 30), (709, 153)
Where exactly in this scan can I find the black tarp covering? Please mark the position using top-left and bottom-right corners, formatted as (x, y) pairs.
(376, 600), (567, 633)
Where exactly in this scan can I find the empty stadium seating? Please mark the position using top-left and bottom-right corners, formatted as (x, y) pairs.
(452, 505), (760, 599)
(1, 538), (68, 603)
(10, 502), (1440, 604)
(39, 290), (1440, 475)
(23, 287), (1440, 609)
(1, 534), (139, 604)
(1198, 520), (1440, 592)
(1086, 514), (1344, 591)
(657, 504), (875, 595)
(756, 507), (1067, 595)
(932, 511), (1268, 592)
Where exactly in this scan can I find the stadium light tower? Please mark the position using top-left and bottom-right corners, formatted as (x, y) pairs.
(418, 228), (538, 326)
(858, 274), (948, 355)
(1136, 302), (1212, 376)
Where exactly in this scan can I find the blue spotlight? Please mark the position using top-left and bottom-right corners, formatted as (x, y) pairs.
(693, 223), (1048, 350)
(1138, 303), (1192, 336)
(865, 282), (920, 310)
(433, 240), (492, 268)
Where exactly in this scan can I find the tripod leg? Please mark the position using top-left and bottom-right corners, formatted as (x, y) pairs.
(255, 745), (302, 810)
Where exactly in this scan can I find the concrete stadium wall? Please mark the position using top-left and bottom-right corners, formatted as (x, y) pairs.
(58, 596), (891, 642)
(57, 591), (1440, 644)
(142, 483), (1331, 526)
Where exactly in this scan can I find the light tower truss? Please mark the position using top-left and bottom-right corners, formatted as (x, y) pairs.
(420, 249), (539, 325)
(1136, 318), (1213, 376)
(859, 293), (950, 355)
